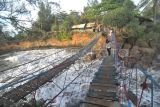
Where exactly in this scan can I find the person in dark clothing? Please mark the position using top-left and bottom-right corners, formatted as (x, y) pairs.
(106, 29), (113, 56)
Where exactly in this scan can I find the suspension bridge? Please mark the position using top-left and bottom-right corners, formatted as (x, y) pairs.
(0, 32), (160, 107)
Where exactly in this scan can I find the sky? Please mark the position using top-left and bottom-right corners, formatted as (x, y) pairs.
(30, 0), (140, 21)
(59, 0), (88, 13)
(2, 0), (141, 35)
(59, 0), (140, 13)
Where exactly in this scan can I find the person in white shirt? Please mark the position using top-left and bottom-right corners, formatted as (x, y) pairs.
(106, 29), (114, 56)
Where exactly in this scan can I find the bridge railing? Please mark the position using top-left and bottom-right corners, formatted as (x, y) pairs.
(136, 65), (160, 107)
(0, 33), (101, 106)
(0, 49), (77, 91)
(113, 33), (160, 107)
(118, 60), (160, 107)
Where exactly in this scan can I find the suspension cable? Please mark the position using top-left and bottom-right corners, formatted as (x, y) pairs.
(44, 60), (97, 107)
(0, 54), (73, 90)
(138, 76), (148, 107)
(0, 50), (64, 73)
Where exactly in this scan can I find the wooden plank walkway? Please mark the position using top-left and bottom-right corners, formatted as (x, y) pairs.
(80, 56), (119, 107)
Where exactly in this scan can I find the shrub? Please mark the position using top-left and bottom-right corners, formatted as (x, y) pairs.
(56, 31), (71, 40)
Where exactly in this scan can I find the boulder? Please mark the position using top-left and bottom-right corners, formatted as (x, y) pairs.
(138, 48), (155, 56)
(83, 52), (96, 61)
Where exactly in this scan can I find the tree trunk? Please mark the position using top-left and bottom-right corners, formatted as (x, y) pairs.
(153, 0), (157, 24)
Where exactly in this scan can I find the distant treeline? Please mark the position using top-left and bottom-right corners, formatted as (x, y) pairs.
(0, 0), (160, 49)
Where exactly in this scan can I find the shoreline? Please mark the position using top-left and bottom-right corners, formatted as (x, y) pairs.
(0, 45), (82, 56)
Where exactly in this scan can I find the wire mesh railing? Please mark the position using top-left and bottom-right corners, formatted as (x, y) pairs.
(116, 54), (160, 107)
(112, 31), (160, 107)
(0, 33), (101, 106)
(42, 58), (101, 107)
(0, 49), (77, 91)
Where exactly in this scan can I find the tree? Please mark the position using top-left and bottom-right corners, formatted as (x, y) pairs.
(0, 25), (5, 41)
(138, 0), (160, 23)
(51, 11), (80, 32)
(51, 11), (67, 32)
(102, 0), (143, 49)
(97, 0), (125, 12)
(68, 11), (80, 25)
(102, 0), (135, 28)
(29, 1), (59, 40)
(0, 0), (39, 30)
(32, 2), (53, 32)
(81, 0), (99, 22)
(59, 11), (80, 31)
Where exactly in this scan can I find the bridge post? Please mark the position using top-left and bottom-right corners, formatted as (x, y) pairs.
(151, 81), (154, 107)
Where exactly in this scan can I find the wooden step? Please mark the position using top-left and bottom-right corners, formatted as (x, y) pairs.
(83, 97), (118, 107)
(89, 85), (117, 92)
(87, 90), (118, 100)
(90, 83), (117, 87)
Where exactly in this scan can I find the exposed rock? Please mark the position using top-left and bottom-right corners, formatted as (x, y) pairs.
(83, 52), (96, 61)
(63, 92), (72, 96)
(141, 105), (150, 107)
(130, 46), (141, 58)
(122, 46), (141, 68)
(140, 55), (153, 68)
(136, 39), (149, 48)
(128, 46), (156, 68)
(138, 47), (155, 56)
(157, 55), (160, 60)
(118, 49), (128, 60)
(80, 83), (90, 89)
(123, 57), (137, 68)
(123, 44), (132, 49)
(157, 77), (160, 83)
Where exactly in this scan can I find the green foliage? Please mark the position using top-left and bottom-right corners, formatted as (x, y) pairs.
(52, 11), (80, 32)
(81, 0), (99, 22)
(126, 19), (145, 38)
(26, 28), (47, 40)
(102, 0), (148, 49)
(97, 0), (125, 12)
(0, 26), (15, 41)
(28, 2), (56, 40)
(103, 7), (134, 28)
(51, 24), (59, 32)
(14, 31), (28, 40)
(138, 0), (159, 23)
(68, 11), (80, 25)
(126, 20), (146, 48)
(102, 0), (136, 28)
(0, 26), (5, 41)
(143, 22), (160, 45)
(32, 2), (54, 32)
(56, 32), (71, 40)
(60, 20), (71, 31)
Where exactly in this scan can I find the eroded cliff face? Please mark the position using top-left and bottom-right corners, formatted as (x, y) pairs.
(0, 32), (96, 53)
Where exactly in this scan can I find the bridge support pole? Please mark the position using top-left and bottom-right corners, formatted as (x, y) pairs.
(151, 81), (154, 107)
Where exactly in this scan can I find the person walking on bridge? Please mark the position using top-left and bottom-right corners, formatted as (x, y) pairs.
(106, 29), (114, 56)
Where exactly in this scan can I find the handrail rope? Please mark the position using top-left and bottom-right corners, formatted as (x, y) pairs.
(59, 59), (90, 106)
(6, 52), (73, 80)
(114, 35), (132, 107)
(113, 33), (123, 107)
(123, 84), (131, 107)
(128, 69), (133, 89)
(0, 54), (73, 90)
(138, 76), (148, 107)
(114, 31), (159, 107)
(137, 65), (160, 89)
(44, 59), (97, 107)
(0, 50), (65, 73)
(0, 33), (101, 106)
(136, 66), (138, 107)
